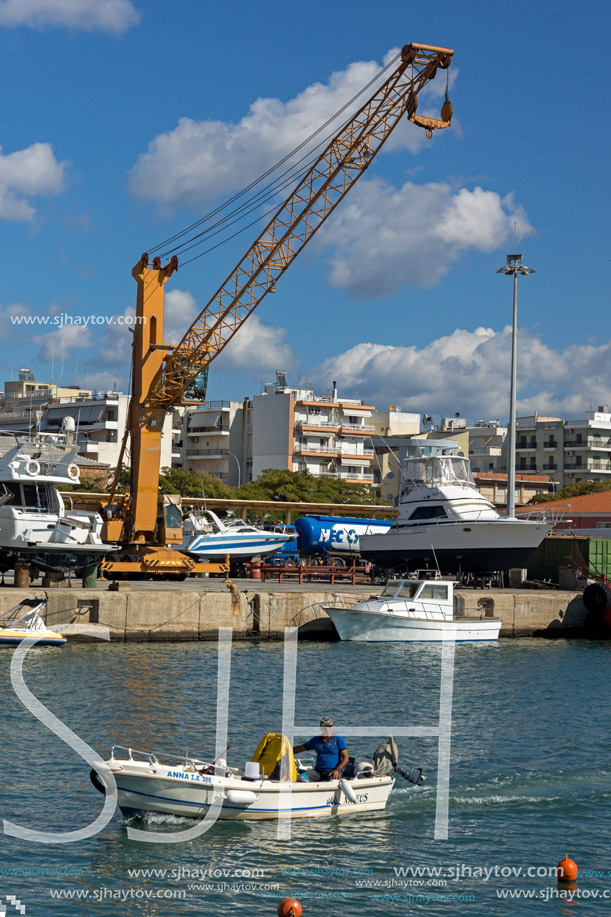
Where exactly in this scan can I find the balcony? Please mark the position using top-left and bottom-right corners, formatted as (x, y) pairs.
(516, 440), (537, 450)
(187, 426), (229, 435)
(339, 446), (374, 457)
(542, 463), (557, 471)
(543, 440), (558, 449)
(319, 471), (375, 482)
(564, 461), (611, 472)
(294, 443), (337, 455)
(340, 423), (375, 433)
(186, 448), (229, 458)
(295, 418), (340, 429)
(565, 438), (611, 449)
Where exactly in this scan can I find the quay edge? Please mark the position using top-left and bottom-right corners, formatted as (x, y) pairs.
(0, 586), (591, 641)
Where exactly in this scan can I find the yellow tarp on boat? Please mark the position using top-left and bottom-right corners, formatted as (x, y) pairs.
(251, 733), (297, 782)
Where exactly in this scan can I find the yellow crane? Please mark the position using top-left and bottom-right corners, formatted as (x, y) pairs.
(100, 42), (454, 579)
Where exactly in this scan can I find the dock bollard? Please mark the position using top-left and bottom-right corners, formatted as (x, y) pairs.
(14, 564), (30, 589)
(277, 899), (302, 917)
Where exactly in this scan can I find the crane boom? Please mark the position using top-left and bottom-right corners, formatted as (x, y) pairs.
(103, 41), (454, 564)
(151, 42), (453, 408)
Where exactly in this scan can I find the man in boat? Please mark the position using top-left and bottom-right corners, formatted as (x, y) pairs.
(293, 717), (349, 781)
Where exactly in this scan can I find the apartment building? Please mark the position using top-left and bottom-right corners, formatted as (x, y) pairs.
(0, 371), (175, 472)
(0, 369), (92, 432)
(516, 407), (611, 487)
(250, 371), (376, 484)
(179, 400), (247, 485)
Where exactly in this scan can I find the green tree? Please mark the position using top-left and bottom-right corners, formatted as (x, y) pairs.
(158, 467), (234, 498)
(529, 480), (611, 504)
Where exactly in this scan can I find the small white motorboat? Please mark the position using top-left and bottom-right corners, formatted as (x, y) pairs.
(324, 576), (502, 642)
(0, 598), (66, 646)
(179, 510), (292, 562)
(90, 734), (412, 822)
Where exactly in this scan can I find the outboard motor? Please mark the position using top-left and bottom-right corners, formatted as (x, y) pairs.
(372, 736), (426, 787)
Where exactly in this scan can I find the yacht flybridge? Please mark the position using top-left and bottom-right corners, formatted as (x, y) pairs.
(359, 455), (552, 574)
(0, 429), (112, 574)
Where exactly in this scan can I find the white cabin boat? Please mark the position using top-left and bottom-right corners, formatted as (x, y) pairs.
(359, 455), (552, 574)
(91, 739), (395, 822)
(324, 576), (502, 641)
(0, 429), (112, 574)
(180, 510), (292, 561)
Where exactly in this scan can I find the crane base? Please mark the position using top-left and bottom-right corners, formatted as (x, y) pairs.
(101, 546), (229, 580)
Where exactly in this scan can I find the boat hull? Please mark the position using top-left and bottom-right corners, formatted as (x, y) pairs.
(182, 535), (290, 562)
(110, 763), (393, 821)
(359, 520), (551, 573)
(0, 628), (66, 646)
(325, 607), (501, 642)
(0, 542), (109, 573)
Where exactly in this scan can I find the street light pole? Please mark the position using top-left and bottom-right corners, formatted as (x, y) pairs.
(496, 253), (535, 518)
(227, 450), (241, 487)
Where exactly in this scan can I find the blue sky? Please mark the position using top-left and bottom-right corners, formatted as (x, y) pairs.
(1, 0), (609, 422)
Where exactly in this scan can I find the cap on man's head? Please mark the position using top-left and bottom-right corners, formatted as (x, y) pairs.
(320, 716), (334, 727)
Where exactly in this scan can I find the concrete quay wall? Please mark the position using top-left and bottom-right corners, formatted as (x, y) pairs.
(0, 586), (589, 640)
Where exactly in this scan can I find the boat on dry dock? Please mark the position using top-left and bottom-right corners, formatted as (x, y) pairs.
(359, 454), (553, 574)
(179, 509), (292, 562)
(0, 425), (112, 575)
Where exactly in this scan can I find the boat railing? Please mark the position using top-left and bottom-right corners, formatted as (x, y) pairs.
(110, 744), (214, 770)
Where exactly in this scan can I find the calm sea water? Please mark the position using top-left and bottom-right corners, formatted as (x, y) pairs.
(1, 636), (610, 915)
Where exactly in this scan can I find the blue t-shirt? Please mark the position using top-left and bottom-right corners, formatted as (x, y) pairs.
(303, 734), (347, 773)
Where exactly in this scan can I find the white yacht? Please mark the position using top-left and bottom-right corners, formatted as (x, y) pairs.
(0, 428), (112, 575)
(359, 455), (552, 574)
(324, 576), (501, 642)
(180, 509), (292, 561)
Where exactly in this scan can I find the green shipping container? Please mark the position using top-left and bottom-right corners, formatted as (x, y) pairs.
(527, 536), (611, 583)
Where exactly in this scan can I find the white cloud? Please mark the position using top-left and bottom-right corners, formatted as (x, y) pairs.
(161, 288), (294, 377)
(0, 0), (140, 33)
(129, 49), (439, 206)
(318, 178), (534, 298)
(0, 142), (68, 221)
(312, 328), (611, 420)
(214, 314), (294, 376)
(34, 322), (92, 363)
(164, 289), (200, 345)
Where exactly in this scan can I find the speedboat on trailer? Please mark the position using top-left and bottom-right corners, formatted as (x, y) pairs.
(179, 510), (292, 562)
(90, 734), (423, 822)
(325, 575), (501, 642)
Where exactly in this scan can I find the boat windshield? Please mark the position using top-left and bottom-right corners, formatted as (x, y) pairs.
(380, 581), (402, 596)
(403, 456), (476, 489)
(380, 581), (420, 598)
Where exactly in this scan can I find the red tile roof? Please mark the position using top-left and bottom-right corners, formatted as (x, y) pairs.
(517, 490), (611, 514)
